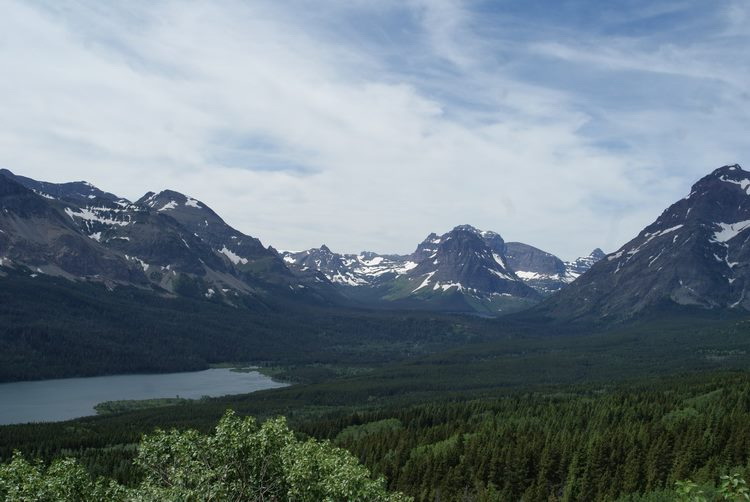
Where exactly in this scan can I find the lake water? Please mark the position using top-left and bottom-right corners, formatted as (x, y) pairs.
(0, 368), (287, 425)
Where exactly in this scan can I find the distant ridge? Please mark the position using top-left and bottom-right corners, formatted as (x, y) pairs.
(282, 224), (602, 313)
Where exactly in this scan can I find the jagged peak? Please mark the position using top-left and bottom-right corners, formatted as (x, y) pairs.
(451, 224), (479, 233)
(590, 248), (605, 259)
(684, 164), (750, 200)
(448, 224), (504, 241)
(710, 164), (744, 176)
(2, 169), (126, 203)
(700, 164), (748, 185)
(137, 189), (204, 212)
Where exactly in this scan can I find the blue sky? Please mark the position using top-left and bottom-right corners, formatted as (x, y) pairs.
(1, 0), (748, 259)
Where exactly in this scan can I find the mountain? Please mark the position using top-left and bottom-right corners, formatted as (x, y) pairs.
(541, 164), (750, 321)
(283, 225), (602, 313)
(503, 244), (604, 295)
(376, 225), (540, 313)
(136, 190), (295, 285)
(0, 169), (602, 315)
(0, 169), (126, 206)
(565, 248), (606, 278)
(0, 173), (147, 284)
(283, 225), (604, 313)
(281, 246), (416, 288)
(0, 170), (321, 305)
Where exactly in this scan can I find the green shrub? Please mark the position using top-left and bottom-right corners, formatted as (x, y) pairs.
(0, 410), (411, 502)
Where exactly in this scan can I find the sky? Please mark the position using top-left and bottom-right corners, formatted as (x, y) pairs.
(1, 1), (749, 260)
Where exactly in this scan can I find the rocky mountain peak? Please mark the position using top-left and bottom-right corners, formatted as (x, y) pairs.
(684, 163), (749, 202)
(0, 171), (30, 197)
(708, 163), (745, 179)
(451, 224), (480, 234)
(541, 164), (750, 320)
(137, 190), (206, 213)
(1, 169), (126, 206)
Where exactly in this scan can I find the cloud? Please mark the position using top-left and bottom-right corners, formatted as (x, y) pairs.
(0, 0), (748, 260)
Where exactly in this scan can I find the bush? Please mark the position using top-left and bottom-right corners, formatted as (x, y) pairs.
(0, 410), (411, 502)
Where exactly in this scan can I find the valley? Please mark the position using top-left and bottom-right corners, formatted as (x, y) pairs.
(2, 3), (748, 499)
(3, 164), (750, 500)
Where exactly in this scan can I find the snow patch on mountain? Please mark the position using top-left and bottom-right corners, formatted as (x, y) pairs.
(64, 207), (131, 227)
(413, 271), (436, 292)
(712, 220), (750, 243)
(719, 175), (750, 194)
(158, 200), (178, 212)
(219, 246), (248, 265)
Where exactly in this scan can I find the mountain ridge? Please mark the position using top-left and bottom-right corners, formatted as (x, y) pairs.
(0, 169), (603, 314)
(282, 224), (603, 313)
(539, 164), (750, 321)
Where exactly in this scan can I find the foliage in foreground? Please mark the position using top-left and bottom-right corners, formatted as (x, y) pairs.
(0, 410), (410, 501)
(620, 473), (750, 501)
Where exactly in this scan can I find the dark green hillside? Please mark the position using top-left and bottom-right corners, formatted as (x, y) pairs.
(4, 312), (750, 492)
(0, 266), (491, 382)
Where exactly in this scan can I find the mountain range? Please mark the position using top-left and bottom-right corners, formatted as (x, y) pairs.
(2, 164), (749, 320)
(281, 227), (603, 313)
(0, 169), (601, 314)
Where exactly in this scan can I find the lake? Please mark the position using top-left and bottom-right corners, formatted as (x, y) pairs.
(0, 368), (287, 425)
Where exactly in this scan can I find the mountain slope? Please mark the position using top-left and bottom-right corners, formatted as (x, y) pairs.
(136, 190), (296, 286)
(541, 164), (750, 320)
(0, 174), (146, 284)
(0, 168), (126, 206)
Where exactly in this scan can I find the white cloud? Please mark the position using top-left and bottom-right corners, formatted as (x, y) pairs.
(0, 1), (747, 260)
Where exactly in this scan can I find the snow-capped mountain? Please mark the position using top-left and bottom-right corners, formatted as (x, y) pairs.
(394, 225), (537, 303)
(283, 225), (602, 313)
(0, 169), (603, 314)
(0, 169), (127, 207)
(503, 244), (605, 296)
(282, 246), (415, 287)
(541, 164), (750, 320)
(0, 171), (147, 284)
(136, 190), (294, 285)
(504, 242), (570, 295)
(564, 248), (606, 279)
(0, 170), (320, 304)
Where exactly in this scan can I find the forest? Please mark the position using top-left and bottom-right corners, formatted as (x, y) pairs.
(3, 270), (750, 500)
(3, 372), (750, 500)
(0, 267), (490, 382)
